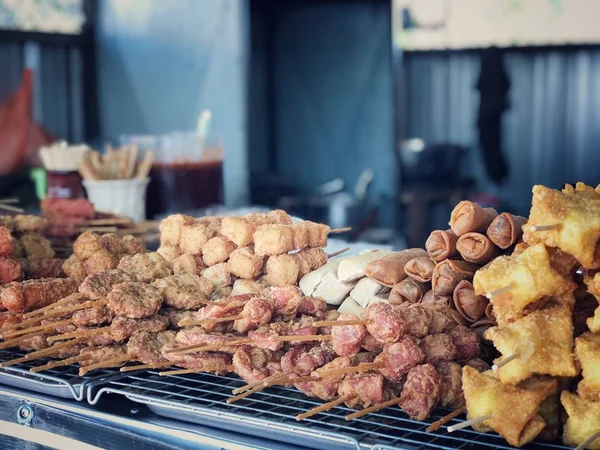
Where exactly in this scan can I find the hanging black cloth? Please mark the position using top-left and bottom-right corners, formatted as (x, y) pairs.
(476, 46), (510, 184)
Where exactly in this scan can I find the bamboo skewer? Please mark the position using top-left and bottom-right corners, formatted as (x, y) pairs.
(0, 330), (47, 350)
(0, 203), (24, 213)
(30, 354), (88, 373)
(492, 353), (520, 371)
(345, 397), (403, 421)
(0, 338), (85, 367)
(312, 319), (368, 327)
(166, 338), (252, 355)
(575, 431), (600, 450)
(327, 248), (350, 259)
(425, 406), (467, 433)
(227, 383), (269, 403)
(329, 228), (352, 234)
(120, 362), (173, 373)
(22, 296), (76, 318)
(447, 415), (492, 433)
(485, 284), (514, 299)
(296, 395), (355, 421)
(48, 328), (100, 342)
(272, 335), (332, 343)
(158, 365), (232, 377)
(531, 224), (559, 232)
(314, 362), (384, 378)
(1, 320), (72, 339)
(78, 355), (130, 376)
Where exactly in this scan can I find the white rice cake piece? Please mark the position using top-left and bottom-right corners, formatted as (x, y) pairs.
(337, 297), (364, 317)
(350, 276), (386, 308)
(312, 272), (354, 306)
(299, 258), (343, 296)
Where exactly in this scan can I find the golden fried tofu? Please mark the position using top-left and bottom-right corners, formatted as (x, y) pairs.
(179, 222), (216, 255)
(201, 263), (231, 289)
(576, 332), (600, 401)
(202, 236), (237, 266)
(231, 279), (264, 296)
(73, 231), (105, 260)
(227, 247), (265, 279)
(462, 366), (558, 448)
(157, 244), (181, 262)
(173, 254), (206, 276)
(473, 243), (575, 324)
(159, 214), (195, 246)
(484, 306), (578, 384)
(19, 232), (55, 259)
(254, 225), (294, 256)
(561, 391), (600, 450)
(118, 252), (173, 282)
(585, 274), (600, 333)
(523, 185), (600, 269)
(265, 254), (299, 286)
(221, 217), (256, 247)
(83, 249), (119, 275)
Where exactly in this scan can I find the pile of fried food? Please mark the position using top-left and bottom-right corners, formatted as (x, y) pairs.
(0, 185), (599, 450)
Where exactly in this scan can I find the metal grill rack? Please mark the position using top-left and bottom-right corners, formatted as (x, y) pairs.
(87, 370), (571, 450)
(0, 348), (121, 400)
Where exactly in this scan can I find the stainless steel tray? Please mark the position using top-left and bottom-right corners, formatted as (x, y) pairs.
(0, 348), (122, 400)
(86, 370), (571, 450)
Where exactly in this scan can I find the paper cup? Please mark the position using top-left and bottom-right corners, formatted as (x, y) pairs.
(83, 178), (149, 222)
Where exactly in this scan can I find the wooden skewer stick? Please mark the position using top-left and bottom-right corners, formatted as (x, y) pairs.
(227, 383), (269, 403)
(315, 362), (384, 378)
(80, 226), (119, 233)
(486, 284), (514, 299)
(327, 247), (350, 259)
(166, 338), (252, 355)
(329, 227), (352, 234)
(345, 397), (403, 421)
(48, 328), (101, 342)
(312, 319), (368, 327)
(158, 365), (232, 377)
(2, 319), (72, 339)
(30, 354), (88, 373)
(531, 224), (560, 232)
(23, 296), (75, 318)
(0, 330), (47, 350)
(425, 406), (467, 433)
(86, 218), (132, 226)
(575, 431), (600, 450)
(0, 203), (24, 213)
(1, 315), (52, 333)
(447, 415), (492, 433)
(492, 352), (520, 371)
(0, 338), (85, 367)
(45, 300), (108, 317)
(184, 314), (243, 325)
(120, 362), (173, 372)
(79, 355), (130, 376)
(232, 372), (286, 395)
(0, 198), (19, 204)
(273, 335), (332, 343)
(296, 395), (355, 421)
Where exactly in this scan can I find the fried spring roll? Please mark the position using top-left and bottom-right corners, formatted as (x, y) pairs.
(425, 230), (458, 262)
(452, 280), (488, 323)
(365, 248), (429, 287)
(456, 232), (499, 264)
(450, 201), (498, 236)
(486, 213), (527, 249)
(422, 290), (451, 306)
(389, 278), (428, 304)
(404, 257), (435, 283)
(431, 259), (479, 296)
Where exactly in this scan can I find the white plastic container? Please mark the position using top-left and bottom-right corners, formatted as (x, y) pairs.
(83, 178), (149, 222)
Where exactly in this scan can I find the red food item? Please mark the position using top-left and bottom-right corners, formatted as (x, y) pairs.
(0, 257), (22, 284)
(420, 334), (457, 366)
(364, 302), (405, 344)
(449, 325), (480, 361)
(331, 313), (366, 357)
(376, 336), (424, 382)
(399, 364), (441, 420)
(0, 226), (13, 257)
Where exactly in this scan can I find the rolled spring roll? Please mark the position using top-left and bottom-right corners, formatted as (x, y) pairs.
(431, 259), (479, 296)
(452, 280), (488, 323)
(365, 248), (428, 287)
(404, 257), (435, 283)
(456, 232), (499, 264)
(422, 290), (451, 306)
(450, 201), (498, 236)
(486, 213), (527, 249)
(389, 279), (428, 305)
(425, 229), (459, 262)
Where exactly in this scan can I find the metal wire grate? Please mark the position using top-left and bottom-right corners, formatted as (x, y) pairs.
(87, 370), (571, 450)
(0, 348), (121, 400)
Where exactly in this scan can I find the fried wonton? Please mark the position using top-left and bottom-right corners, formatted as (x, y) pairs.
(484, 306), (578, 384)
(576, 332), (600, 402)
(473, 243), (575, 324)
(561, 391), (600, 450)
(523, 185), (600, 269)
(462, 366), (558, 448)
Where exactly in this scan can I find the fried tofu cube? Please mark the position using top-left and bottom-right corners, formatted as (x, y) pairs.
(159, 214), (195, 246)
(157, 245), (181, 262)
(173, 254), (206, 276)
(576, 332), (600, 401)
(227, 247), (264, 279)
(254, 224), (294, 256)
(179, 222), (216, 255)
(202, 237), (237, 266)
(484, 306), (578, 384)
(231, 279), (264, 296)
(462, 366), (558, 448)
(306, 221), (330, 248)
(265, 254), (299, 286)
(523, 185), (600, 269)
(561, 391), (600, 450)
(221, 217), (256, 247)
(201, 263), (231, 289)
(473, 243), (575, 324)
